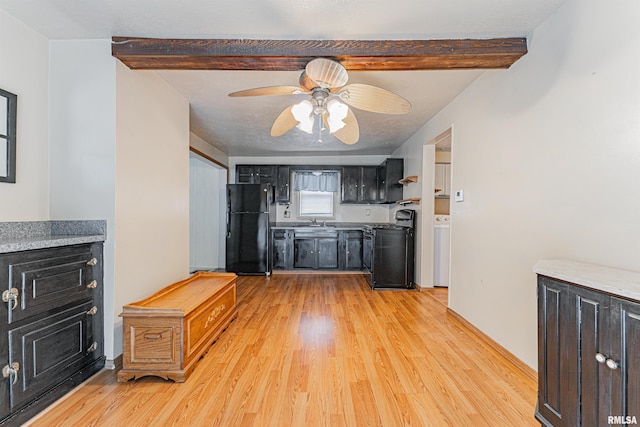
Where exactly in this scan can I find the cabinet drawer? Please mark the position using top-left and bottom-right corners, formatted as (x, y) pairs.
(124, 318), (181, 371)
(1, 245), (99, 324)
(7, 301), (97, 410)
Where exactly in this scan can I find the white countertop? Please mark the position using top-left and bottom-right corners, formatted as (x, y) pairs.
(534, 259), (640, 302)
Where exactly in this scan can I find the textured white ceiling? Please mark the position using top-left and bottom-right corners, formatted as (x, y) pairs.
(0, 0), (568, 156)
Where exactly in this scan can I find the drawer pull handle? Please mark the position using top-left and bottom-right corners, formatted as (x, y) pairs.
(87, 280), (98, 289)
(87, 342), (98, 352)
(2, 363), (19, 385)
(606, 358), (619, 370)
(595, 353), (607, 363)
(87, 258), (98, 266)
(2, 288), (19, 310)
(144, 334), (162, 340)
(86, 306), (98, 316)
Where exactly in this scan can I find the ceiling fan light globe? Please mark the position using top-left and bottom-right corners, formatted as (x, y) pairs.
(291, 100), (314, 134)
(326, 99), (348, 133)
(327, 117), (346, 133)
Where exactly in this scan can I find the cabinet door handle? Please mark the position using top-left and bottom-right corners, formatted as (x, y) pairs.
(87, 258), (98, 266)
(595, 353), (607, 363)
(87, 280), (98, 289)
(86, 306), (98, 316)
(2, 362), (19, 385)
(87, 342), (98, 352)
(2, 288), (19, 310)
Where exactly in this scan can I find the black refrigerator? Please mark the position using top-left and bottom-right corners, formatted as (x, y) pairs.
(226, 184), (275, 275)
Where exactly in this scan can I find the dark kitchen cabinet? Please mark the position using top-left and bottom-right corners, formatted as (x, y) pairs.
(341, 230), (363, 270)
(341, 166), (377, 204)
(377, 158), (404, 203)
(236, 165), (290, 204)
(536, 275), (640, 427)
(0, 243), (104, 426)
(293, 230), (339, 270)
(272, 229), (292, 270)
(236, 165), (274, 184)
(275, 165), (291, 204)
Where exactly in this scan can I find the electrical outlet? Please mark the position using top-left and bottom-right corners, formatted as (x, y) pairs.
(365, 208), (371, 216)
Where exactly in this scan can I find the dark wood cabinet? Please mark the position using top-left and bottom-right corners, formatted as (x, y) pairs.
(275, 165), (291, 204)
(537, 275), (640, 427)
(274, 228), (362, 271)
(272, 229), (292, 270)
(0, 243), (104, 426)
(341, 166), (377, 204)
(236, 165), (290, 204)
(341, 230), (363, 270)
(235, 159), (404, 205)
(377, 158), (404, 203)
(292, 230), (339, 270)
(236, 165), (274, 184)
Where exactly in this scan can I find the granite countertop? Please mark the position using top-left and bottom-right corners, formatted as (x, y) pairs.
(534, 259), (640, 302)
(0, 220), (106, 253)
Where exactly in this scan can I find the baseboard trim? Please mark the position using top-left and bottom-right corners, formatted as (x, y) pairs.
(446, 307), (537, 383)
(105, 355), (123, 371)
(271, 270), (365, 275)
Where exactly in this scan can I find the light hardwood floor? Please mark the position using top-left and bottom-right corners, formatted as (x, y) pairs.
(27, 274), (538, 427)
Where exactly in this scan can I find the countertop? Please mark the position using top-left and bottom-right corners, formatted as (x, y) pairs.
(272, 222), (386, 230)
(534, 259), (640, 302)
(0, 220), (106, 253)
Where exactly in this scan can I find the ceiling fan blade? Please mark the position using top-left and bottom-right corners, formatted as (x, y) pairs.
(271, 105), (298, 137)
(305, 58), (348, 89)
(338, 83), (411, 114)
(228, 86), (304, 97)
(332, 109), (359, 145)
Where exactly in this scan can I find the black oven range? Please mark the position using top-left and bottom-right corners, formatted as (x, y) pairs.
(363, 209), (415, 289)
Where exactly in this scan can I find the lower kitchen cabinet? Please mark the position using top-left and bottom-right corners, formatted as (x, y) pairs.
(536, 274), (640, 427)
(273, 228), (364, 271)
(293, 233), (339, 270)
(0, 243), (104, 426)
(272, 229), (292, 269)
(341, 230), (363, 270)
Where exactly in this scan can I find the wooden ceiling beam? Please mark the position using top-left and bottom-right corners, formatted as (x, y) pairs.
(111, 38), (527, 71)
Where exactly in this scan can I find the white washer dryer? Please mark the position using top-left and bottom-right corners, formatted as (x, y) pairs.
(434, 214), (450, 287)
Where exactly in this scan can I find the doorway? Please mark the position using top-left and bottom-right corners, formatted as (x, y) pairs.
(189, 151), (227, 272)
(420, 128), (452, 302)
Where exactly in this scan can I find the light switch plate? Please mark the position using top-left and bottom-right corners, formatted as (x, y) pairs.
(455, 190), (464, 202)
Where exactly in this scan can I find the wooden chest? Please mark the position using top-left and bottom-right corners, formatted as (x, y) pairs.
(117, 272), (237, 382)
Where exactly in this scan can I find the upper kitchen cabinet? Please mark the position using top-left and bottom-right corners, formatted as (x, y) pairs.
(236, 165), (274, 184)
(274, 165), (291, 204)
(236, 165), (290, 204)
(377, 158), (404, 203)
(341, 166), (378, 204)
(434, 163), (451, 198)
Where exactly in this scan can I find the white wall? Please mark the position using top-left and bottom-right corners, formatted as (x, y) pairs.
(0, 10), (49, 220)
(48, 39), (117, 360)
(114, 62), (191, 354)
(190, 132), (229, 167)
(395, 0), (640, 369)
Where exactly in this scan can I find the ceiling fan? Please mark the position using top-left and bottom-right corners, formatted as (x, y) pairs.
(228, 58), (411, 145)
